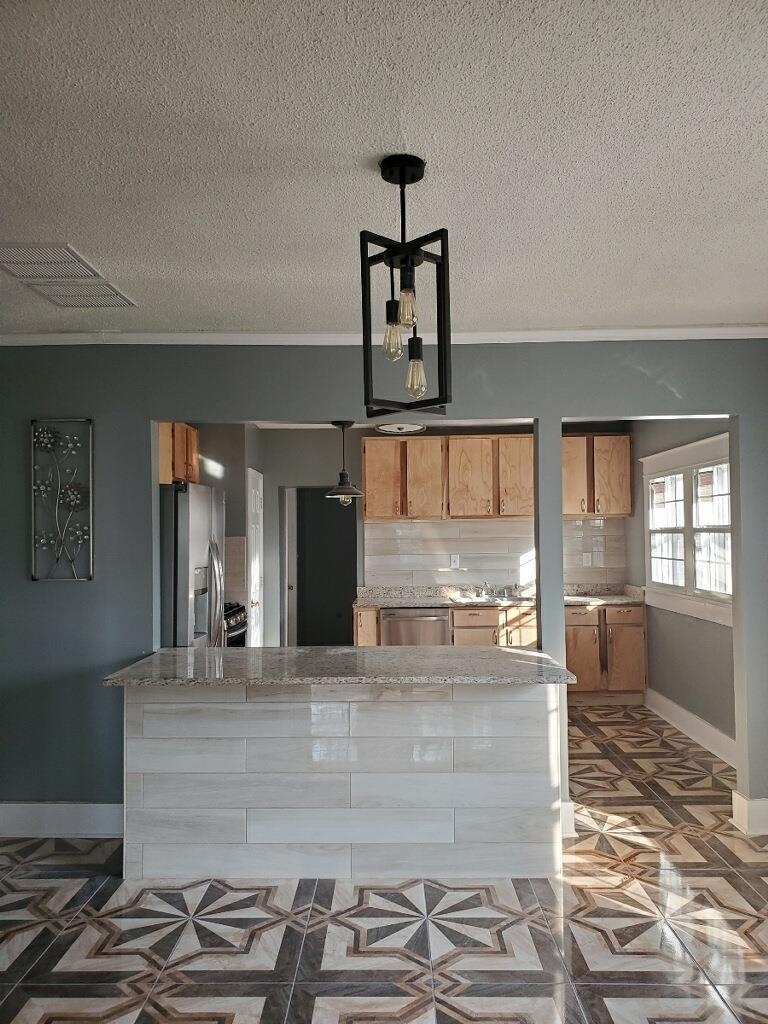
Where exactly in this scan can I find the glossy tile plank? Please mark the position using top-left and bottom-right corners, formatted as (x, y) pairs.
(245, 736), (453, 773)
(351, 772), (556, 807)
(142, 701), (350, 737)
(142, 772), (350, 808)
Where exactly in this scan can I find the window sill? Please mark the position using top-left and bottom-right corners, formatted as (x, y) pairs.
(645, 586), (732, 627)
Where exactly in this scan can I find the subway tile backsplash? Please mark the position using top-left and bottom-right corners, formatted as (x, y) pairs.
(363, 518), (626, 593)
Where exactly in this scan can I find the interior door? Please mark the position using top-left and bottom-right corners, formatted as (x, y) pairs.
(246, 468), (264, 646)
(562, 436), (589, 515)
(566, 625), (603, 691)
(498, 435), (534, 516)
(406, 437), (445, 519)
(448, 436), (495, 517)
(593, 435), (632, 515)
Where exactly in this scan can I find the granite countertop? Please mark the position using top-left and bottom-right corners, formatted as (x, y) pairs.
(353, 595), (642, 609)
(104, 646), (575, 688)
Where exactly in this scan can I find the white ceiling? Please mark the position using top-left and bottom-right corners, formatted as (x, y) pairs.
(1, 0), (767, 339)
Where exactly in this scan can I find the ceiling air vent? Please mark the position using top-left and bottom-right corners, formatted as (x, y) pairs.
(30, 280), (136, 308)
(0, 244), (99, 281)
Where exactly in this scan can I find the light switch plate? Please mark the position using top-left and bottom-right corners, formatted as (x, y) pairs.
(450, 553), (460, 568)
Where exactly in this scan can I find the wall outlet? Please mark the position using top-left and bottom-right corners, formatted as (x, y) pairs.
(450, 553), (460, 568)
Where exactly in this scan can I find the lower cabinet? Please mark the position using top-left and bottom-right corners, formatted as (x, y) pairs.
(354, 607), (379, 646)
(607, 623), (647, 691)
(565, 605), (647, 693)
(565, 625), (602, 692)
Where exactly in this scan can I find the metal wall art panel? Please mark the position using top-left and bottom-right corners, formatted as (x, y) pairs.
(31, 418), (93, 580)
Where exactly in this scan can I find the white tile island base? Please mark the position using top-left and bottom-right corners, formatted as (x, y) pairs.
(109, 646), (571, 879)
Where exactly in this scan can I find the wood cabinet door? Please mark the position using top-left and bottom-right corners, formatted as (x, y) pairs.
(453, 626), (504, 646)
(354, 608), (379, 646)
(498, 436), (534, 516)
(172, 422), (188, 481)
(363, 439), (404, 520)
(562, 436), (589, 515)
(448, 437), (495, 517)
(607, 625), (646, 691)
(406, 437), (445, 519)
(593, 435), (632, 515)
(186, 426), (200, 483)
(566, 625), (603, 691)
(158, 422), (174, 484)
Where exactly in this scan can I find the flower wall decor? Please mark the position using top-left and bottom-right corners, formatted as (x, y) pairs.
(31, 419), (93, 580)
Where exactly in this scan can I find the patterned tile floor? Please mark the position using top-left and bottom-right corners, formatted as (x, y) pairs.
(1, 703), (767, 1023)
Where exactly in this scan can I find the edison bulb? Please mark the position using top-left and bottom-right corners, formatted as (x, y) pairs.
(382, 321), (403, 362)
(339, 495), (353, 506)
(398, 288), (417, 327)
(405, 357), (427, 398)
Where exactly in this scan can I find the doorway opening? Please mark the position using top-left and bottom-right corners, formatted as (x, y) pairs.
(295, 487), (358, 645)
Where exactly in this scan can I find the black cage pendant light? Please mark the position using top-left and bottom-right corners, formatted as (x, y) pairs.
(325, 421), (363, 506)
(360, 154), (451, 417)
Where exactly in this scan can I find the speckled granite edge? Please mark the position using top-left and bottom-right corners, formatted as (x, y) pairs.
(105, 671), (573, 687)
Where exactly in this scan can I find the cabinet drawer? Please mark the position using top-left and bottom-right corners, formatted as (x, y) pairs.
(565, 607), (599, 626)
(606, 606), (644, 626)
(453, 608), (506, 628)
(453, 626), (503, 646)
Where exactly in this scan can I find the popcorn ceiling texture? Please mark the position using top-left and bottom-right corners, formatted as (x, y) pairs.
(1, 0), (767, 334)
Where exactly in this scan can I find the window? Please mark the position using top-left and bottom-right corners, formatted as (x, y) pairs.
(641, 434), (732, 625)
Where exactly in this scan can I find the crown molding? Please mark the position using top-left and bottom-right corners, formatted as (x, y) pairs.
(1, 326), (768, 346)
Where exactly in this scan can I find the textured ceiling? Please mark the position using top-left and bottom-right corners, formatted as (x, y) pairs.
(1, 0), (767, 337)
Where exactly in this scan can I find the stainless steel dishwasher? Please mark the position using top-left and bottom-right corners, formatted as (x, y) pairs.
(379, 607), (451, 645)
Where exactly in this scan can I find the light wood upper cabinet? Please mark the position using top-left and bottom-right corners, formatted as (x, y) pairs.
(158, 422), (199, 484)
(448, 436), (495, 518)
(593, 435), (632, 516)
(406, 437), (446, 519)
(607, 624), (646, 691)
(498, 436), (534, 516)
(562, 436), (589, 515)
(363, 438), (404, 520)
(566, 625), (603, 692)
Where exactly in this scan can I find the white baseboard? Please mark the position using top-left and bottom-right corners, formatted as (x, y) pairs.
(0, 803), (123, 837)
(561, 800), (577, 838)
(731, 792), (768, 837)
(644, 689), (736, 767)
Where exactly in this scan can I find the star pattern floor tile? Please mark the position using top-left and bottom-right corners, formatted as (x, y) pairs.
(2, 702), (764, 1020)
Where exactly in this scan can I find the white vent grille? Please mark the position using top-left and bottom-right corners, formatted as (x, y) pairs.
(0, 244), (99, 281)
(30, 281), (136, 308)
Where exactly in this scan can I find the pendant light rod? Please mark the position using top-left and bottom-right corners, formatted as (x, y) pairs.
(331, 420), (353, 471)
(400, 178), (406, 244)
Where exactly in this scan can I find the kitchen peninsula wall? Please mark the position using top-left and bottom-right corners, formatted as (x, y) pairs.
(364, 517), (627, 592)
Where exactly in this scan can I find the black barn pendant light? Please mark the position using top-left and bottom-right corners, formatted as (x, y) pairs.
(325, 421), (363, 506)
(360, 154), (451, 417)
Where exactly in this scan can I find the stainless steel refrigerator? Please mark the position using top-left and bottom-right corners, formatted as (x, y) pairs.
(160, 483), (226, 647)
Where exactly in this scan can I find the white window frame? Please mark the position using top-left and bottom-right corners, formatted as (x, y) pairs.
(641, 433), (732, 627)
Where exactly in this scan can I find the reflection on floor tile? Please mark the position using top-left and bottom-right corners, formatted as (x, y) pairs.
(434, 982), (587, 1024)
(716, 983), (768, 1024)
(0, 985), (145, 1024)
(0, 839), (122, 879)
(575, 800), (684, 836)
(576, 984), (740, 1024)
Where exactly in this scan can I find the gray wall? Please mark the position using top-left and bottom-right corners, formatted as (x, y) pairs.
(625, 419), (735, 737)
(646, 606), (735, 737)
(1, 340), (767, 803)
(194, 423), (246, 535)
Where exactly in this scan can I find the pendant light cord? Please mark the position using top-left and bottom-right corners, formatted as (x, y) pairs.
(340, 423), (347, 471)
(399, 172), (406, 244)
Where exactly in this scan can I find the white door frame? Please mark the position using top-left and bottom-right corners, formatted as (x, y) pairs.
(246, 469), (264, 647)
(281, 488), (298, 646)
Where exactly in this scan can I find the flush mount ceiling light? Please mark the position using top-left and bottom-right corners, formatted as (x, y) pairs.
(326, 421), (364, 506)
(360, 154), (451, 418)
(374, 422), (427, 435)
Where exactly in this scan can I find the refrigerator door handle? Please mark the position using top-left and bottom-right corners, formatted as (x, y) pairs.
(209, 538), (225, 647)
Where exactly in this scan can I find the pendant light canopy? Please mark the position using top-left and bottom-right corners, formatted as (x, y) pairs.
(360, 153), (452, 418)
(325, 421), (363, 506)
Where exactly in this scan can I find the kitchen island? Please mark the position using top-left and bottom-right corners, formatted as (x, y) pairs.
(106, 646), (574, 879)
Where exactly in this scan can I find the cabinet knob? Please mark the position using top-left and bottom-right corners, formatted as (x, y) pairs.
(581, 498), (586, 512)
(394, 500), (400, 514)
(409, 500), (413, 516)
(487, 499), (492, 514)
(596, 498), (601, 513)
(608, 626), (613, 640)
(492, 630), (498, 645)
(594, 627), (598, 643)
(500, 498), (505, 514)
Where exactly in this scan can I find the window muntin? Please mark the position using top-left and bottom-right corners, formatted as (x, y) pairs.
(645, 458), (732, 602)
